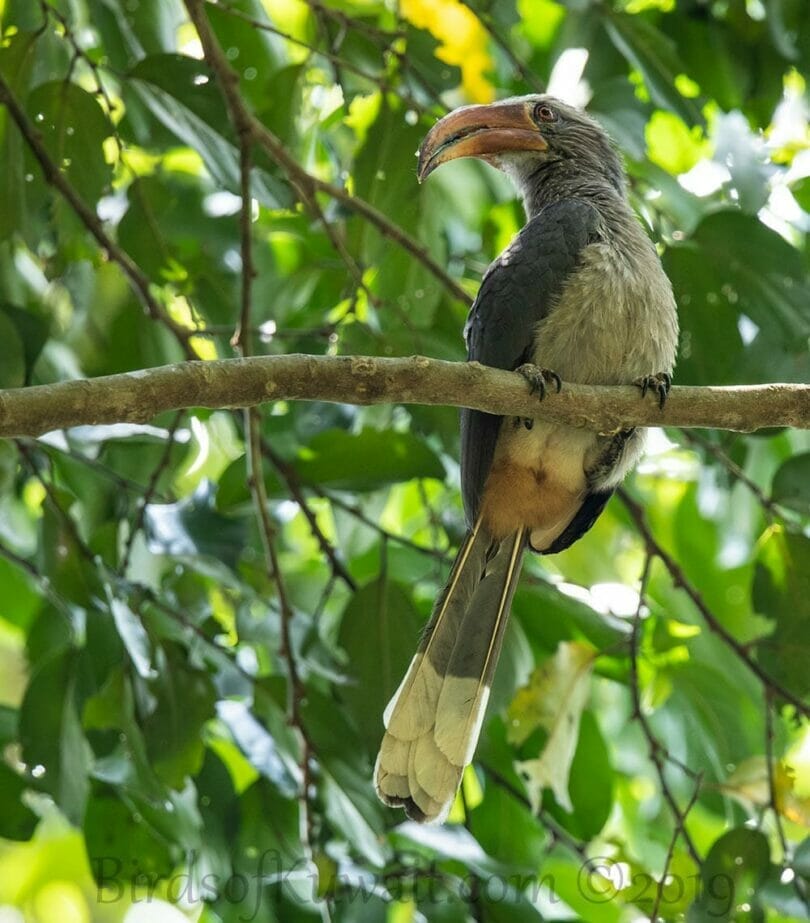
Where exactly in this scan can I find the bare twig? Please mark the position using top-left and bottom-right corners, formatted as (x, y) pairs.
(119, 410), (185, 575)
(649, 776), (702, 921)
(208, 61), (331, 920)
(318, 487), (451, 564)
(262, 441), (357, 590)
(0, 74), (198, 357)
(458, 0), (545, 93)
(480, 761), (589, 861)
(620, 490), (810, 719)
(629, 554), (702, 870)
(182, 0), (471, 307)
(301, 0), (405, 43)
(213, 1), (431, 116)
(682, 431), (781, 521)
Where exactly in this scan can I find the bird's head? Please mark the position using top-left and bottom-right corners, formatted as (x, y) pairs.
(417, 95), (624, 199)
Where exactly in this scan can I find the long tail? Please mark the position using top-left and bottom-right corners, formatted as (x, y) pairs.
(374, 521), (526, 823)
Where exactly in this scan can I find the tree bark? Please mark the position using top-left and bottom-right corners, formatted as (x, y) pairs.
(0, 354), (807, 438)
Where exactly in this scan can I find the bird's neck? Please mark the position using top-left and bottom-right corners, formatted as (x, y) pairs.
(518, 159), (629, 222)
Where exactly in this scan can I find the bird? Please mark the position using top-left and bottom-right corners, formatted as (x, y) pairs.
(374, 95), (679, 823)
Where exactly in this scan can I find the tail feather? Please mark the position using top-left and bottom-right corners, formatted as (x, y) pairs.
(375, 522), (526, 823)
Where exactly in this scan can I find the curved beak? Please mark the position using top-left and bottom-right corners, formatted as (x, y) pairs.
(417, 101), (548, 182)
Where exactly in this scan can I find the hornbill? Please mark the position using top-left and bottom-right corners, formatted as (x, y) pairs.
(374, 96), (679, 823)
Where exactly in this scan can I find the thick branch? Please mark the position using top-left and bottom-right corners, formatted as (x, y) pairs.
(0, 355), (807, 438)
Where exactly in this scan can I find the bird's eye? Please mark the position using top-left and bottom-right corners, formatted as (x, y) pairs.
(533, 104), (557, 123)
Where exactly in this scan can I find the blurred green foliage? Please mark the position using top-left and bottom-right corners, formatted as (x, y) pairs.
(0, 0), (809, 921)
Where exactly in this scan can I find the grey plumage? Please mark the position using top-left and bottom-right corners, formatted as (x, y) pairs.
(375, 95), (678, 822)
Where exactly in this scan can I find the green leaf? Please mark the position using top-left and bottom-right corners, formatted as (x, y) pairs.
(117, 172), (239, 321)
(770, 453), (810, 514)
(791, 176), (810, 213)
(26, 81), (113, 204)
(85, 793), (174, 886)
(106, 588), (154, 680)
(205, 0), (287, 110)
(128, 53), (289, 207)
(351, 98), (448, 324)
(603, 12), (703, 126)
(391, 822), (505, 879)
(0, 762), (37, 840)
(645, 110), (708, 175)
(665, 211), (810, 385)
(141, 646), (217, 787)
(216, 699), (301, 798)
(144, 479), (247, 569)
(338, 578), (423, 754)
(295, 429), (444, 492)
(469, 780), (548, 870)
(752, 527), (810, 700)
(0, 307), (25, 388)
(689, 828), (770, 922)
(548, 711), (613, 840)
(18, 650), (92, 825)
(713, 111), (772, 214)
(321, 770), (386, 867)
(0, 303), (50, 382)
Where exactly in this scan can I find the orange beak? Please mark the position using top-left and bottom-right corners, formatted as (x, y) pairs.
(417, 101), (548, 182)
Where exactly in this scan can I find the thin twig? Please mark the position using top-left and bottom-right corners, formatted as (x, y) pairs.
(458, 0), (545, 93)
(213, 1), (431, 116)
(682, 431), (781, 521)
(318, 487), (452, 564)
(119, 410), (185, 575)
(205, 45), (330, 919)
(0, 74), (198, 357)
(301, 0), (406, 43)
(629, 554), (703, 871)
(480, 762), (589, 861)
(182, 0), (471, 307)
(262, 442), (357, 590)
(649, 776), (703, 921)
(620, 490), (810, 718)
(763, 688), (808, 908)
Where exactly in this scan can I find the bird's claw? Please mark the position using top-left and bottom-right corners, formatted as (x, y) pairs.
(635, 372), (671, 409)
(516, 363), (562, 401)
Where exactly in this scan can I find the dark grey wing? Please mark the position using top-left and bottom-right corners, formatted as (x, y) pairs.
(543, 489), (613, 554)
(460, 198), (601, 524)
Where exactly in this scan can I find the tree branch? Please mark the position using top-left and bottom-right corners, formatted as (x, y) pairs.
(0, 73), (197, 356)
(183, 0), (471, 307)
(0, 354), (807, 439)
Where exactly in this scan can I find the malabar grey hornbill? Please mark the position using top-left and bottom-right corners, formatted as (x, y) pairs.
(374, 96), (679, 823)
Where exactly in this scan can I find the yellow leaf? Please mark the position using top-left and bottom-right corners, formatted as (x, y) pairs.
(719, 755), (810, 827)
(645, 110), (710, 175)
(400, 0), (495, 103)
(509, 641), (595, 812)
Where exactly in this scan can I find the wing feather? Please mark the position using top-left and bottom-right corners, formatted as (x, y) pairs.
(460, 198), (602, 524)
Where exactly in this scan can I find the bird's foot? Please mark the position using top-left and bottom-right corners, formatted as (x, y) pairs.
(515, 363), (562, 401)
(634, 372), (671, 409)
